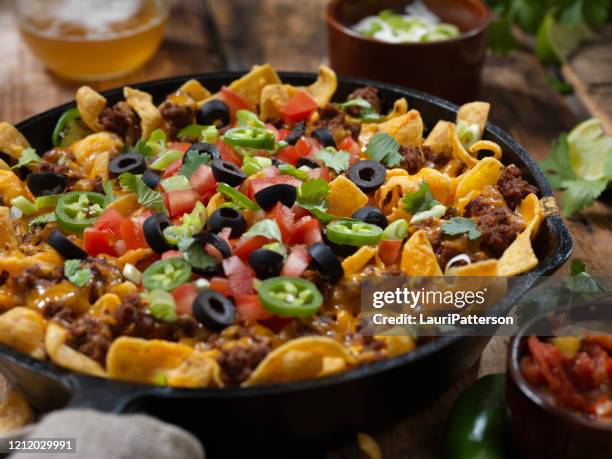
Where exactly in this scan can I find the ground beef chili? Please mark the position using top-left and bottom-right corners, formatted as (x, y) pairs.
(399, 146), (425, 174)
(69, 176), (104, 194)
(314, 104), (360, 140)
(497, 164), (538, 210)
(35, 158), (82, 187)
(346, 86), (382, 117)
(423, 145), (450, 168)
(217, 337), (272, 386)
(160, 101), (195, 140)
(98, 101), (142, 143)
(82, 257), (124, 304)
(521, 336), (612, 421)
(11, 264), (64, 294)
(66, 316), (112, 365)
(42, 302), (76, 323)
(476, 206), (524, 258)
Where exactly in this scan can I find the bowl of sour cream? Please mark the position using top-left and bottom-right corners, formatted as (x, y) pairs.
(326, 0), (491, 103)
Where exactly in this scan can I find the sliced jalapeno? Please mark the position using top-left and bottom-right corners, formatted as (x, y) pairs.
(52, 108), (91, 148)
(55, 191), (107, 232)
(326, 219), (383, 246)
(223, 127), (276, 150)
(142, 258), (192, 291)
(217, 182), (260, 211)
(258, 276), (323, 317)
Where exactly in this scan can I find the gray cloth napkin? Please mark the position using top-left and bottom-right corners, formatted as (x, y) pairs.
(8, 410), (204, 459)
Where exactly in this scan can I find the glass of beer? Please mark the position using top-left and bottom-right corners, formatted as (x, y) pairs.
(14, 0), (169, 81)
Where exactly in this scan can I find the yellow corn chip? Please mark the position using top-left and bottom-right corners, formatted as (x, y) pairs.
(166, 351), (223, 388)
(327, 175), (368, 217)
(424, 120), (452, 155)
(449, 123), (478, 168)
(76, 86), (107, 131)
(375, 175), (418, 215)
(387, 98), (408, 119)
(87, 151), (110, 180)
(342, 246), (378, 276)
(106, 193), (140, 217)
(0, 207), (18, 252)
(71, 132), (124, 166)
(517, 193), (543, 236)
(206, 192), (226, 215)
(457, 101), (490, 136)
(400, 230), (442, 276)
(0, 390), (32, 433)
(451, 259), (499, 276)
(0, 251), (63, 276)
(497, 218), (540, 276)
(123, 87), (163, 140)
(0, 123), (31, 160)
(0, 307), (47, 360)
(440, 158), (465, 177)
(115, 248), (153, 269)
(178, 79), (211, 102)
(305, 65), (337, 106)
(0, 170), (33, 206)
(260, 84), (298, 121)
(228, 63), (282, 108)
(46, 323), (106, 377)
(455, 156), (504, 201)
(376, 335), (416, 357)
(89, 293), (121, 318)
(470, 140), (502, 161)
(414, 167), (454, 204)
(357, 433), (382, 459)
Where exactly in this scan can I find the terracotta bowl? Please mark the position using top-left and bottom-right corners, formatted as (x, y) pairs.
(507, 300), (612, 459)
(326, 0), (491, 103)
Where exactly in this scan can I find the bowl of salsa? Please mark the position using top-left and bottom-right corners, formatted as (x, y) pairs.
(326, 0), (490, 103)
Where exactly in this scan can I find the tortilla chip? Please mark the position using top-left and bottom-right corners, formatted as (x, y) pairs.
(206, 192), (225, 215)
(497, 217), (540, 276)
(0, 251), (62, 276)
(45, 323), (106, 377)
(414, 168), (454, 205)
(260, 84), (299, 121)
(178, 79), (211, 102)
(469, 140), (502, 161)
(108, 281), (139, 300)
(451, 259), (499, 276)
(166, 351), (223, 388)
(244, 336), (356, 386)
(87, 151), (110, 180)
(0, 122), (30, 160)
(440, 158), (465, 178)
(387, 98), (408, 118)
(114, 248), (153, 270)
(0, 207), (18, 252)
(106, 193), (139, 217)
(400, 230), (443, 276)
(123, 87), (163, 140)
(327, 175), (368, 217)
(456, 189), (479, 215)
(0, 390), (32, 433)
(0, 170), (33, 206)
(455, 157), (504, 201)
(376, 335), (416, 357)
(76, 86), (107, 131)
(70, 132), (124, 167)
(375, 175), (418, 215)
(357, 433), (382, 459)
(457, 101), (490, 137)
(449, 123), (478, 168)
(227, 63), (282, 109)
(423, 120), (452, 156)
(88, 293), (122, 318)
(305, 65), (337, 107)
(0, 307), (47, 360)
(517, 193), (543, 236)
(342, 246), (378, 276)
(106, 337), (193, 384)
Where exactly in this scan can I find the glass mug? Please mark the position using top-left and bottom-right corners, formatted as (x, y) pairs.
(14, 0), (169, 81)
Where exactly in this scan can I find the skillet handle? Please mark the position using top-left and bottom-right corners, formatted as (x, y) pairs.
(63, 375), (153, 413)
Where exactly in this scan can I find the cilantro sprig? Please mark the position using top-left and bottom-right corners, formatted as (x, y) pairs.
(118, 172), (167, 214)
(441, 217), (481, 240)
(402, 181), (440, 214)
(337, 98), (384, 122)
(296, 179), (335, 221)
(11, 148), (41, 170)
(365, 132), (404, 168)
(315, 147), (350, 173)
(64, 259), (92, 287)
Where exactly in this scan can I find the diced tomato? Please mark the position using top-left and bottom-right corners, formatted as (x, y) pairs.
(222, 256), (254, 295)
(83, 228), (116, 257)
(120, 211), (151, 250)
(215, 139), (242, 166)
(281, 245), (311, 277)
(307, 166), (331, 182)
(277, 129), (290, 141)
(93, 208), (124, 238)
(162, 158), (183, 178)
(247, 175), (302, 198)
(276, 137), (315, 165)
(220, 86), (250, 115)
(339, 136), (362, 165)
(162, 250), (182, 259)
(172, 283), (198, 315)
(378, 239), (403, 266)
(270, 203), (296, 243)
(167, 142), (191, 153)
(210, 277), (229, 296)
(260, 165), (280, 178)
(290, 216), (321, 245)
(291, 203), (310, 219)
(165, 189), (200, 217)
(280, 91), (318, 123)
(234, 294), (273, 321)
(113, 239), (128, 256)
(189, 164), (217, 196)
(233, 235), (269, 260)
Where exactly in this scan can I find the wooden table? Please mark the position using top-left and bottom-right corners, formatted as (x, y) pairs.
(1, 1), (611, 457)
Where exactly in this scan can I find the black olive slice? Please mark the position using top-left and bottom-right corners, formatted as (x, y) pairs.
(108, 152), (147, 177)
(312, 128), (336, 149)
(194, 231), (232, 258)
(142, 169), (160, 189)
(47, 229), (87, 260)
(283, 121), (306, 146)
(27, 172), (68, 197)
(271, 158), (285, 168)
(193, 290), (236, 330)
(347, 160), (386, 193)
(207, 207), (247, 238)
(196, 100), (230, 127)
(254, 184), (297, 211)
(143, 213), (174, 253)
(351, 206), (388, 229)
(248, 248), (284, 279)
(211, 159), (246, 187)
(296, 157), (319, 169)
(307, 243), (344, 283)
(183, 142), (220, 162)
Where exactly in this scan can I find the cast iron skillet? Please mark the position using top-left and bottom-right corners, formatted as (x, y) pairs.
(0, 72), (572, 458)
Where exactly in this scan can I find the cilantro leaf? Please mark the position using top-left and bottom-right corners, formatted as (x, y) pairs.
(279, 163), (309, 181)
(118, 172), (167, 214)
(402, 181), (440, 214)
(11, 148), (41, 170)
(242, 219), (282, 241)
(102, 181), (114, 203)
(64, 259), (92, 287)
(338, 98), (383, 122)
(441, 217), (481, 240)
(538, 133), (575, 189)
(29, 212), (56, 227)
(297, 179), (329, 212)
(560, 178), (607, 217)
(179, 150), (211, 178)
(365, 133), (403, 167)
(184, 243), (216, 271)
(315, 147), (350, 173)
